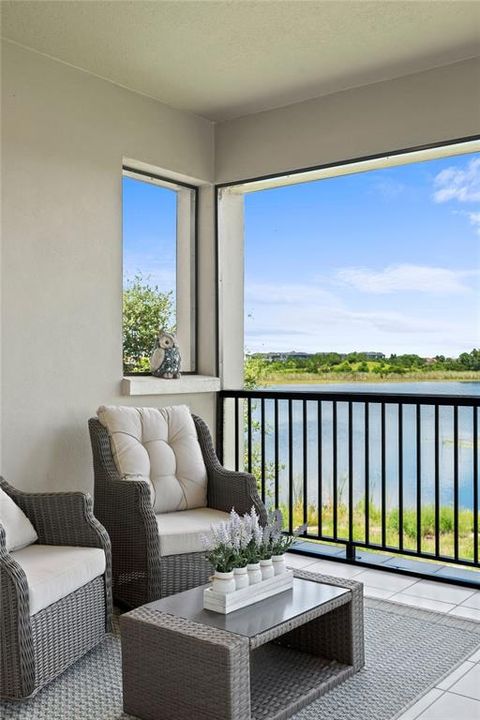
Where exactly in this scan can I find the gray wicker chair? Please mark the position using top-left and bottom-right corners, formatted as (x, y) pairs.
(89, 413), (267, 609)
(0, 477), (112, 700)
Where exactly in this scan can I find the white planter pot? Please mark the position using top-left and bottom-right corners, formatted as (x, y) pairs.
(260, 558), (274, 580)
(233, 566), (249, 590)
(247, 562), (262, 585)
(212, 570), (235, 595)
(272, 555), (287, 575)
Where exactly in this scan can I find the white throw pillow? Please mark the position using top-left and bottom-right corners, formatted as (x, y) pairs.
(0, 487), (38, 552)
(97, 404), (208, 514)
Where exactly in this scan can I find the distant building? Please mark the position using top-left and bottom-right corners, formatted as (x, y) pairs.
(264, 352), (286, 362)
(262, 351), (311, 362)
(363, 352), (385, 360)
(284, 351), (310, 361)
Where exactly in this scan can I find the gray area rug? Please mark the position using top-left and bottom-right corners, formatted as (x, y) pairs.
(2, 598), (480, 720)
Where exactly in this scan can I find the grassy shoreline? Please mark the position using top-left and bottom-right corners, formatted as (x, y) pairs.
(277, 500), (478, 564)
(262, 370), (480, 386)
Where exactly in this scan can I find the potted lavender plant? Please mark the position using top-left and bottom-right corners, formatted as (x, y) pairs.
(243, 507), (264, 585)
(259, 524), (275, 580)
(228, 509), (251, 590)
(269, 509), (305, 575)
(205, 522), (237, 594)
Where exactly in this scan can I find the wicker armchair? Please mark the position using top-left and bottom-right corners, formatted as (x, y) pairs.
(0, 477), (112, 700)
(89, 413), (267, 609)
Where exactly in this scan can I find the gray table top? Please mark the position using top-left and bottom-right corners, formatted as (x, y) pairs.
(142, 577), (350, 638)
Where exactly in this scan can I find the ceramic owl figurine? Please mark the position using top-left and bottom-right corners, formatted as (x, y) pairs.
(150, 330), (181, 379)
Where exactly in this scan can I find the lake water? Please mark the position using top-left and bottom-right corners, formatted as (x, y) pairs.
(248, 381), (480, 512)
(268, 380), (480, 396)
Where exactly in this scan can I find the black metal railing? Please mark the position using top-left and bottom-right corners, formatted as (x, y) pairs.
(217, 389), (480, 569)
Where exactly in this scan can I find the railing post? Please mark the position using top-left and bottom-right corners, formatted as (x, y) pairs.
(346, 543), (356, 561)
(216, 391), (224, 464)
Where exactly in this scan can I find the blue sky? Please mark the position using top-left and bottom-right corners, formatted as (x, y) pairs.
(244, 152), (480, 356)
(123, 176), (177, 312)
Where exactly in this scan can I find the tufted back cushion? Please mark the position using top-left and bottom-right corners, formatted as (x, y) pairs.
(97, 405), (207, 514)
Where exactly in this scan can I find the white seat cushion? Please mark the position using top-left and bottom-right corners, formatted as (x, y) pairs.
(156, 507), (229, 556)
(97, 405), (208, 514)
(11, 544), (106, 616)
(0, 488), (38, 552)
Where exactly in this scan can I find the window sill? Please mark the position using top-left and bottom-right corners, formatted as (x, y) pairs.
(121, 375), (221, 396)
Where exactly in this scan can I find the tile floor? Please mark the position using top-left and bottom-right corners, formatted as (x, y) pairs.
(285, 553), (480, 720)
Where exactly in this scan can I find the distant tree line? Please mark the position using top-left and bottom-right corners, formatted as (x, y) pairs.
(245, 349), (480, 378)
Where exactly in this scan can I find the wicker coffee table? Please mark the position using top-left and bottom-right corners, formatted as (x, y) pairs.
(120, 568), (364, 720)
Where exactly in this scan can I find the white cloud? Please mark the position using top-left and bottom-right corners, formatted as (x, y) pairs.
(246, 282), (337, 306)
(243, 280), (473, 355)
(468, 211), (480, 235)
(335, 264), (475, 295)
(433, 158), (480, 203)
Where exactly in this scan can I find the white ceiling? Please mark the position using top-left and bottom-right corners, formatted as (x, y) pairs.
(2, 1), (480, 122)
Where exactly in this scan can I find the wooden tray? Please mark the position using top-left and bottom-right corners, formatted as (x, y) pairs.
(203, 570), (294, 614)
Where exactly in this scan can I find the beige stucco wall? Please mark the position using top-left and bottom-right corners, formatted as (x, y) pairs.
(1, 41), (216, 492)
(215, 57), (480, 183)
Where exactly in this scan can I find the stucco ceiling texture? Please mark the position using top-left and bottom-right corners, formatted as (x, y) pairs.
(2, 0), (480, 121)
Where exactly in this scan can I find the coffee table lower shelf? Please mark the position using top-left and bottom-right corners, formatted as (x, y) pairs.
(250, 644), (354, 720)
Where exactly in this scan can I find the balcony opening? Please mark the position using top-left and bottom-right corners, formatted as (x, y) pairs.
(217, 138), (480, 585)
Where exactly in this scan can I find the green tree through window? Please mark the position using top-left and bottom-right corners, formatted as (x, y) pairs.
(123, 273), (175, 373)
